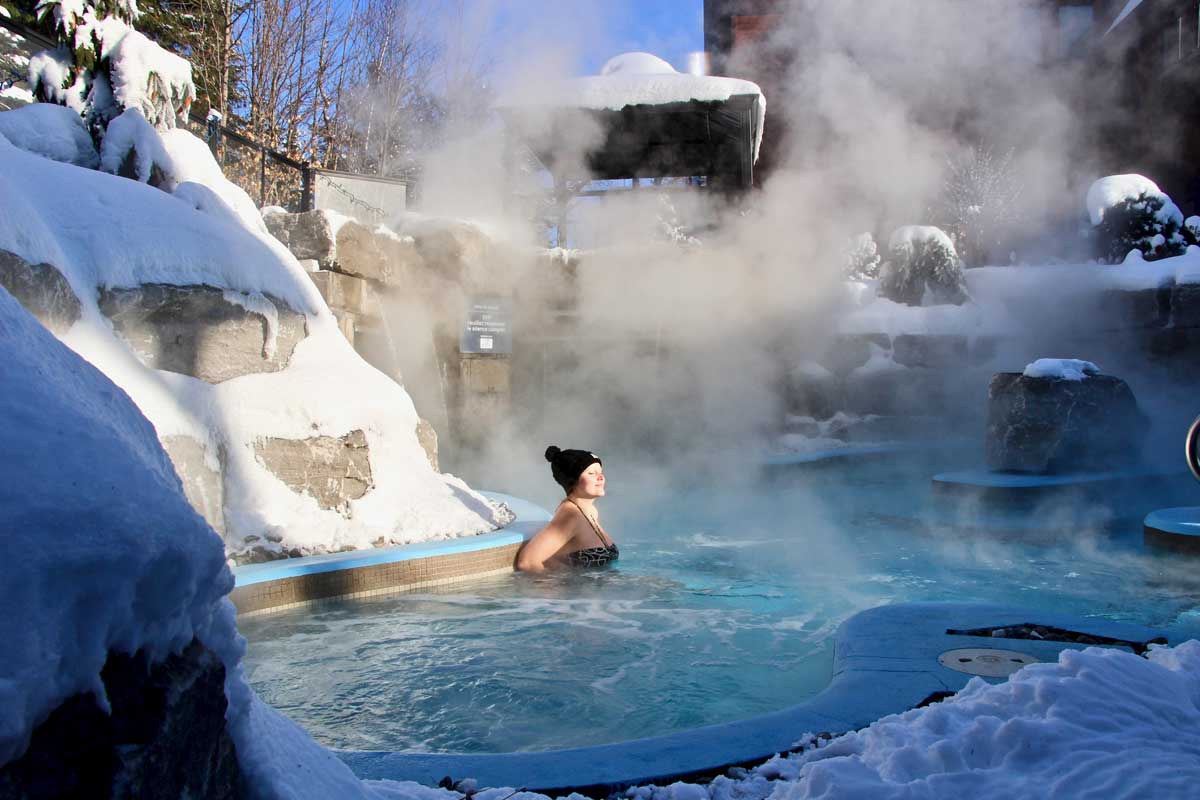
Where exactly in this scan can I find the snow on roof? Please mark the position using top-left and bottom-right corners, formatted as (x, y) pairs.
(499, 52), (767, 161)
(1023, 357), (1100, 380)
(1105, 0), (1143, 36)
(1086, 174), (1182, 227)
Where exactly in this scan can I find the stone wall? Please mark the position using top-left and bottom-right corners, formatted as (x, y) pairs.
(265, 210), (521, 470)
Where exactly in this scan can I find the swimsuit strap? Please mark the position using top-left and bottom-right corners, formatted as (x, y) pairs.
(567, 499), (611, 548)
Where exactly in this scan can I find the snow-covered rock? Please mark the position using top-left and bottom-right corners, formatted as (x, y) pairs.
(1022, 357), (1099, 381)
(0, 284), (235, 768)
(985, 369), (1147, 473)
(0, 113), (510, 558)
(0, 102), (98, 167)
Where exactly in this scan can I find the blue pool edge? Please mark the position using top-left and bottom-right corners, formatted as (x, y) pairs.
(232, 491), (550, 588)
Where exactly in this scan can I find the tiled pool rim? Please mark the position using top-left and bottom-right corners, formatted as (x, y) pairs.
(230, 492), (550, 616)
(334, 602), (1172, 794)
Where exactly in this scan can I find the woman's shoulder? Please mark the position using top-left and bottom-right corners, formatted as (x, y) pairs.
(553, 500), (592, 529)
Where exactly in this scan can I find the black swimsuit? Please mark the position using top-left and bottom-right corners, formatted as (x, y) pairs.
(565, 500), (619, 568)
(568, 543), (620, 567)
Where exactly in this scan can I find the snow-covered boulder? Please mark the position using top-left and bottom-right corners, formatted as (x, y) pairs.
(0, 114), (510, 559)
(98, 284), (308, 384)
(0, 249), (80, 333)
(985, 363), (1148, 473)
(783, 361), (843, 420)
(263, 208), (337, 263)
(0, 283), (239, 788)
(879, 225), (970, 306)
(333, 218), (427, 287)
(394, 214), (519, 293)
(1087, 174), (1186, 262)
(0, 102), (98, 167)
(891, 333), (969, 369)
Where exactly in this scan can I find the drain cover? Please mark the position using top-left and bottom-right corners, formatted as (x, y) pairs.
(937, 648), (1038, 677)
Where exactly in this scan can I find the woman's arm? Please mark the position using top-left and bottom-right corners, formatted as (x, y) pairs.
(515, 506), (581, 572)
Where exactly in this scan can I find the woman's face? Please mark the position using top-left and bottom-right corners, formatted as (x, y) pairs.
(573, 463), (605, 498)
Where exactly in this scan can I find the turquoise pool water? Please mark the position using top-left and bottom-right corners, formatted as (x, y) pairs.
(239, 450), (1200, 754)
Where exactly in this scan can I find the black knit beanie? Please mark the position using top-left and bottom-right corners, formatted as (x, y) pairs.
(545, 445), (602, 493)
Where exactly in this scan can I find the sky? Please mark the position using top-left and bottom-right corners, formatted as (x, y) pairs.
(471, 0), (705, 78)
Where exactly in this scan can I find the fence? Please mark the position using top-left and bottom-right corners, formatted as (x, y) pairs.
(0, 14), (407, 219)
(182, 114), (310, 212)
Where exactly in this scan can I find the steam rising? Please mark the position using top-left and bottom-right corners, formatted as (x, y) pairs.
(380, 1), (1193, 530)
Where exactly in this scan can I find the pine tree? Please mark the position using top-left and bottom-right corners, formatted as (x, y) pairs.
(29, 0), (194, 142)
(1094, 192), (1187, 263)
(880, 227), (969, 306)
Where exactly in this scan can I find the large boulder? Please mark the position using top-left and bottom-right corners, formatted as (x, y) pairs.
(0, 250), (81, 334)
(0, 640), (239, 800)
(98, 284), (307, 384)
(985, 371), (1149, 473)
(1173, 282), (1200, 328)
(783, 361), (843, 419)
(161, 435), (225, 536)
(262, 208), (335, 262)
(253, 429), (374, 516)
(817, 333), (891, 376)
(332, 220), (426, 287)
(892, 334), (969, 369)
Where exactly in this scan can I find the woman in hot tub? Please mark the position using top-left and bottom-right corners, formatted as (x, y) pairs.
(515, 446), (619, 572)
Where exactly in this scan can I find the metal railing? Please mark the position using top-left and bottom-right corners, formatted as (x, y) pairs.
(0, 13), (312, 212)
(182, 114), (310, 211)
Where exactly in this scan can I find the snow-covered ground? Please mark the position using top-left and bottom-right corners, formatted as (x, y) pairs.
(0, 103), (509, 555)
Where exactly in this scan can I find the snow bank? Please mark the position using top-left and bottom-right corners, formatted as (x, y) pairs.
(1023, 358), (1099, 380)
(744, 642), (1200, 799)
(1175, 245), (1200, 284)
(498, 52), (766, 161)
(0, 101), (98, 167)
(1086, 174), (1182, 227)
(0, 285), (233, 766)
(841, 244), (1200, 337)
(0, 112), (508, 555)
(0, 282), (404, 799)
